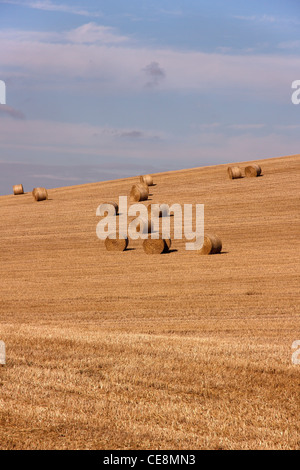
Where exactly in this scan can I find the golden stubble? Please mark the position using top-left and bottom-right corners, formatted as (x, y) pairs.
(0, 154), (299, 450)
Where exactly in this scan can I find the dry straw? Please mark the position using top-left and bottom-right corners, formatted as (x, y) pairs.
(137, 182), (149, 195)
(227, 167), (242, 179)
(13, 184), (24, 195)
(32, 187), (48, 201)
(245, 164), (262, 177)
(105, 234), (128, 252)
(198, 234), (222, 255)
(143, 238), (171, 254)
(130, 184), (149, 202)
(140, 174), (154, 186)
(101, 202), (118, 215)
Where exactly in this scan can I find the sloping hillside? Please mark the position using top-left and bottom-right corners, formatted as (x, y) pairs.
(0, 154), (299, 450)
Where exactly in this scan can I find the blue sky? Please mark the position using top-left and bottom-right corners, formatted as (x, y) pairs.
(0, 0), (299, 195)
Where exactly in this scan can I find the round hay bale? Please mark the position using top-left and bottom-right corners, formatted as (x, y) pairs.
(198, 234), (222, 255)
(101, 202), (118, 215)
(32, 187), (48, 201)
(140, 174), (154, 186)
(130, 184), (149, 202)
(227, 167), (242, 179)
(136, 217), (152, 234)
(137, 182), (149, 195)
(13, 184), (24, 195)
(105, 234), (128, 252)
(142, 238), (171, 254)
(245, 164), (262, 177)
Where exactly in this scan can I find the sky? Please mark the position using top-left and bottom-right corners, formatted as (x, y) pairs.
(0, 0), (300, 195)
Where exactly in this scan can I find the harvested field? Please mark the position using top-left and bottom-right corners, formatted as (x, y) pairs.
(0, 154), (299, 450)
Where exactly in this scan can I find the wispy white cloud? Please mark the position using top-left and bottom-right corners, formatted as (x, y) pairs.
(278, 40), (300, 50)
(65, 23), (129, 44)
(216, 46), (232, 54)
(227, 124), (265, 130)
(275, 124), (300, 130)
(194, 123), (221, 130)
(195, 123), (266, 132)
(158, 9), (183, 17)
(29, 173), (81, 181)
(234, 14), (275, 23)
(0, 115), (298, 166)
(233, 14), (300, 25)
(0, 158), (161, 196)
(0, 0), (102, 17)
(1, 25), (299, 98)
(0, 23), (130, 45)
(0, 118), (166, 160)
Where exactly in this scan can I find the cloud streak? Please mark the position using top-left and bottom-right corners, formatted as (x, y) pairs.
(233, 14), (300, 25)
(65, 23), (129, 44)
(0, 22), (129, 45)
(278, 40), (300, 50)
(1, 25), (299, 99)
(0, 104), (25, 119)
(0, 157), (162, 196)
(0, 118), (166, 162)
(0, 115), (299, 167)
(0, 0), (102, 17)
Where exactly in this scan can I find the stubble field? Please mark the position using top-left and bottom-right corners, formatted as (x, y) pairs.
(0, 154), (299, 450)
